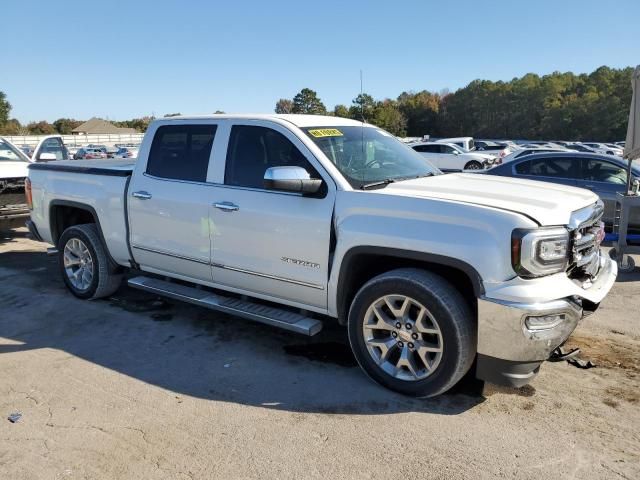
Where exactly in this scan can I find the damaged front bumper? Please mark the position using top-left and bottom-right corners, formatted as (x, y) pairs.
(475, 256), (617, 387)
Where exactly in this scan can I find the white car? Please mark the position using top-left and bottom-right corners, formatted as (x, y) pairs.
(435, 136), (475, 151)
(1, 135), (68, 229)
(582, 143), (623, 156)
(410, 142), (496, 171)
(27, 114), (617, 397)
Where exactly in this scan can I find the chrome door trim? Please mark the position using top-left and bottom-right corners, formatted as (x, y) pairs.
(131, 244), (210, 265)
(212, 263), (324, 290)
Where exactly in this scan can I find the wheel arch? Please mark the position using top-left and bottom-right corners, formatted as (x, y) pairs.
(49, 200), (117, 267)
(336, 246), (484, 325)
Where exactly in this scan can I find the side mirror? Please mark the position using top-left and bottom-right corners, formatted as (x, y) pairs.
(264, 166), (322, 194)
(452, 150), (459, 155)
(38, 152), (57, 162)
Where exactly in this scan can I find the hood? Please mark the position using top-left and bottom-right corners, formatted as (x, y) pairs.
(1, 161), (30, 179)
(376, 173), (598, 226)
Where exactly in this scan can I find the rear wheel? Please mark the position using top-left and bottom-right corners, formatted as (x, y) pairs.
(464, 160), (483, 170)
(58, 224), (123, 299)
(347, 268), (476, 397)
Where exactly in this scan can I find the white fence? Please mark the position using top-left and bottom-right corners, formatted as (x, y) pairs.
(3, 133), (145, 147)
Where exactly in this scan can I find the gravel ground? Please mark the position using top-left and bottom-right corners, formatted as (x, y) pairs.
(1, 228), (639, 479)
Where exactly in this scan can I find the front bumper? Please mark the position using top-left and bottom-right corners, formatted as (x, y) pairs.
(476, 256), (617, 387)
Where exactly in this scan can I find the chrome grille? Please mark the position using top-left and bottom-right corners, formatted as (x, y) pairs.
(568, 201), (605, 280)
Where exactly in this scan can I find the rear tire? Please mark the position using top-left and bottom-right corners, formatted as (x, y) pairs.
(347, 268), (476, 397)
(58, 224), (123, 299)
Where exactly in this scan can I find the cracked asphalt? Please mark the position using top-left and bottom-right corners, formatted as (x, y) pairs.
(1, 228), (639, 479)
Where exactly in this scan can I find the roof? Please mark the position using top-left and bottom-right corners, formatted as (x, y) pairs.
(72, 117), (137, 134)
(159, 114), (368, 128)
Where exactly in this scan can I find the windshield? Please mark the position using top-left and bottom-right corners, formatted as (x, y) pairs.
(303, 126), (440, 188)
(0, 139), (30, 163)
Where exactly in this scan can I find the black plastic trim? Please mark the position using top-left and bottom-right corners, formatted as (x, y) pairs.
(336, 246), (485, 322)
(122, 175), (139, 268)
(49, 200), (119, 268)
(29, 163), (132, 177)
(26, 219), (43, 242)
(475, 354), (542, 388)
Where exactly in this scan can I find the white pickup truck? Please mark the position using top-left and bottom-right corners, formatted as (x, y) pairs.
(26, 114), (617, 397)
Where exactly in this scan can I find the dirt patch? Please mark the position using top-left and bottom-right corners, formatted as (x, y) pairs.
(564, 333), (640, 373)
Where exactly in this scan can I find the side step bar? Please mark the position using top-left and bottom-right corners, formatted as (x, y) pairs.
(128, 276), (323, 336)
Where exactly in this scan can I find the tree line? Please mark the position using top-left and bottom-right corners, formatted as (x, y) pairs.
(0, 65), (633, 141)
(275, 66), (633, 141)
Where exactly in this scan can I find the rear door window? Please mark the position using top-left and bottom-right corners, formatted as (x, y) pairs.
(147, 124), (217, 182)
(581, 159), (627, 185)
(515, 157), (577, 178)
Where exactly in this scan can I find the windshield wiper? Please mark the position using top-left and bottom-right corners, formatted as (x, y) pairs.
(360, 178), (396, 190)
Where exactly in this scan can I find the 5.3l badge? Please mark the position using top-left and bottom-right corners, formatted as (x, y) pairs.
(281, 257), (320, 269)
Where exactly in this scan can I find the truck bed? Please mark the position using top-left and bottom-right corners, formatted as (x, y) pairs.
(28, 159), (135, 265)
(28, 159), (135, 176)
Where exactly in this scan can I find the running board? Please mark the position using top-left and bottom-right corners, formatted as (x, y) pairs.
(127, 276), (323, 336)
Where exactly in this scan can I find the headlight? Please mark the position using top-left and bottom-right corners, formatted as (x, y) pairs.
(511, 227), (570, 277)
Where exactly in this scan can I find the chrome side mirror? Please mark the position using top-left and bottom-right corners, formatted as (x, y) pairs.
(263, 166), (323, 194)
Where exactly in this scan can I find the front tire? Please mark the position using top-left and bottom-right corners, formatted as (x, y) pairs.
(464, 160), (483, 170)
(58, 224), (123, 299)
(347, 269), (476, 397)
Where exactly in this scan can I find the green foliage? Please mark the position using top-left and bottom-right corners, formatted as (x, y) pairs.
(25, 121), (56, 134)
(114, 116), (155, 132)
(53, 118), (83, 134)
(275, 99), (294, 114)
(292, 88), (327, 114)
(0, 91), (10, 126)
(333, 104), (350, 118)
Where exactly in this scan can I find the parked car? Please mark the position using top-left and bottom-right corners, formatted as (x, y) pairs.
(27, 114), (616, 397)
(74, 148), (108, 160)
(501, 147), (569, 163)
(582, 142), (623, 156)
(410, 142), (496, 171)
(0, 137), (31, 230)
(19, 145), (35, 158)
(474, 140), (512, 159)
(564, 143), (600, 154)
(484, 152), (640, 232)
(435, 137), (475, 151)
(114, 147), (138, 158)
(1, 135), (68, 229)
(106, 146), (120, 158)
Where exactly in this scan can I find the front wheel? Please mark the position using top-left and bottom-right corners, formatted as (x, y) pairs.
(347, 269), (476, 397)
(464, 160), (483, 170)
(58, 224), (123, 299)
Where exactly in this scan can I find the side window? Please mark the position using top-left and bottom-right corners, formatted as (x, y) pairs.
(515, 160), (531, 175)
(147, 124), (217, 182)
(225, 125), (315, 189)
(440, 145), (457, 154)
(582, 159), (627, 185)
(517, 157), (575, 178)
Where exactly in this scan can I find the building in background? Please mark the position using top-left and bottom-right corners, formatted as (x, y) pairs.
(72, 118), (136, 135)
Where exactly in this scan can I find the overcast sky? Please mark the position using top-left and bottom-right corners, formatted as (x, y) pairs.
(4, 0), (639, 123)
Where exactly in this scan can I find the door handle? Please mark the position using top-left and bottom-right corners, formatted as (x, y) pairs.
(132, 191), (152, 200)
(214, 202), (239, 212)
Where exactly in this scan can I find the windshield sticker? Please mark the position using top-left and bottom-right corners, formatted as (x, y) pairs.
(308, 128), (343, 138)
